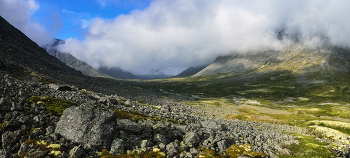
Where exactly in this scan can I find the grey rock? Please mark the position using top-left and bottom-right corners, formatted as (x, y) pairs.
(10, 103), (22, 111)
(25, 149), (46, 158)
(183, 132), (199, 145)
(49, 84), (72, 91)
(200, 121), (222, 131)
(161, 105), (170, 113)
(0, 98), (9, 109)
(140, 140), (152, 148)
(108, 98), (118, 105)
(17, 143), (28, 156)
(5, 118), (21, 128)
(274, 144), (291, 156)
(116, 119), (142, 133)
(154, 134), (167, 145)
(69, 145), (85, 158)
(46, 126), (54, 135)
(110, 138), (124, 155)
(166, 142), (177, 156)
(174, 125), (187, 133)
(55, 103), (116, 150)
(0, 149), (11, 158)
(125, 99), (131, 106)
(189, 148), (199, 154)
(18, 116), (30, 124)
(2, 131), (17, 148)
(91, 94), (101, 100)
(217, 140), (227, 152)
(237, 155), (253, 158)
(171, 130), (183, 139)
(159, 143), (166, 150)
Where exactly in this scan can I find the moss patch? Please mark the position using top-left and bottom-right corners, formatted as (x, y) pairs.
(28, 95), (78, 116)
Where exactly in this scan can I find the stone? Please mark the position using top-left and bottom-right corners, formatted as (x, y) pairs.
(183, 132), (200, 145)
(2, 131), (17, 148)
(200, 121), (222, 131)
(17, 143), (28, 156)
(140, 140), (152, 149)
(69, 145), (85, 158)
(110, 138), (124, 155)
(166, 142), (177, 156)
(46, 126), (54, 135)
(49, 84), (72, 91)
(154, 134), (167, 145)
(116, 119), (142, 133)
(161, 105), (170, 113)
(237, 155), (254, 158)
(25, 149), (46, 158)
(125, 99), (131, 106)
(217, 140), (227, 152)
(10, 103), (22, 111)
(55, 103), (116, 150)
(0, 149), (11, 158)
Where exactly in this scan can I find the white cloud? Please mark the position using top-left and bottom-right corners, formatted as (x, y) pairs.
(0, 0), (53, 45)
(59, 0), (350, 75)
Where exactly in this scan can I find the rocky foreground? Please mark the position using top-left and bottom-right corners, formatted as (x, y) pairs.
(1, 72), (348, 158)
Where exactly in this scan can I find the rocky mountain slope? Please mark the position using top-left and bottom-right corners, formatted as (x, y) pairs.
(193, 45), (350, 81)
(176, 65), (208, 77)
(98, 66), (137, 79)
(43, 39), (109, 77)
(0, 15), (348, 158)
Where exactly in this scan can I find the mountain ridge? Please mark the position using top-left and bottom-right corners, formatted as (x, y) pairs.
(43, 39), (110, 77)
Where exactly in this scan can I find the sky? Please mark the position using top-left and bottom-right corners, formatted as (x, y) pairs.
(1, 0), (350, 75)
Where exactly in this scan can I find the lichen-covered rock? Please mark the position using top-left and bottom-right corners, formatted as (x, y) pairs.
(2, 131), (17, 148)
(0, 149), (11, 158)
(200, 120), (222, 131)
(55, 103), (116, 150)
(69, 145), (85, 158)
(110, 138), (124, 155)
(154, 134), (167, 145)
(116, 119), (142, 133)
(183, 132), (200, 146)
(17, 143), (28, 156)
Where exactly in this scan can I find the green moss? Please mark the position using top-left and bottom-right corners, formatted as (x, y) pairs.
(27, 95), (78, 116)
(137, 100), (146, 104)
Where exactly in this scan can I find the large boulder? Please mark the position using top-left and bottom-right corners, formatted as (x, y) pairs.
(55, 103), (117, 150)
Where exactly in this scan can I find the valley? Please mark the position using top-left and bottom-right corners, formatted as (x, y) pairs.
(1, 14), (350, 158)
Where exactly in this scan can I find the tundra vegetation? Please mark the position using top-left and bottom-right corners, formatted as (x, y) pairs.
(119, 65), (350, 157)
